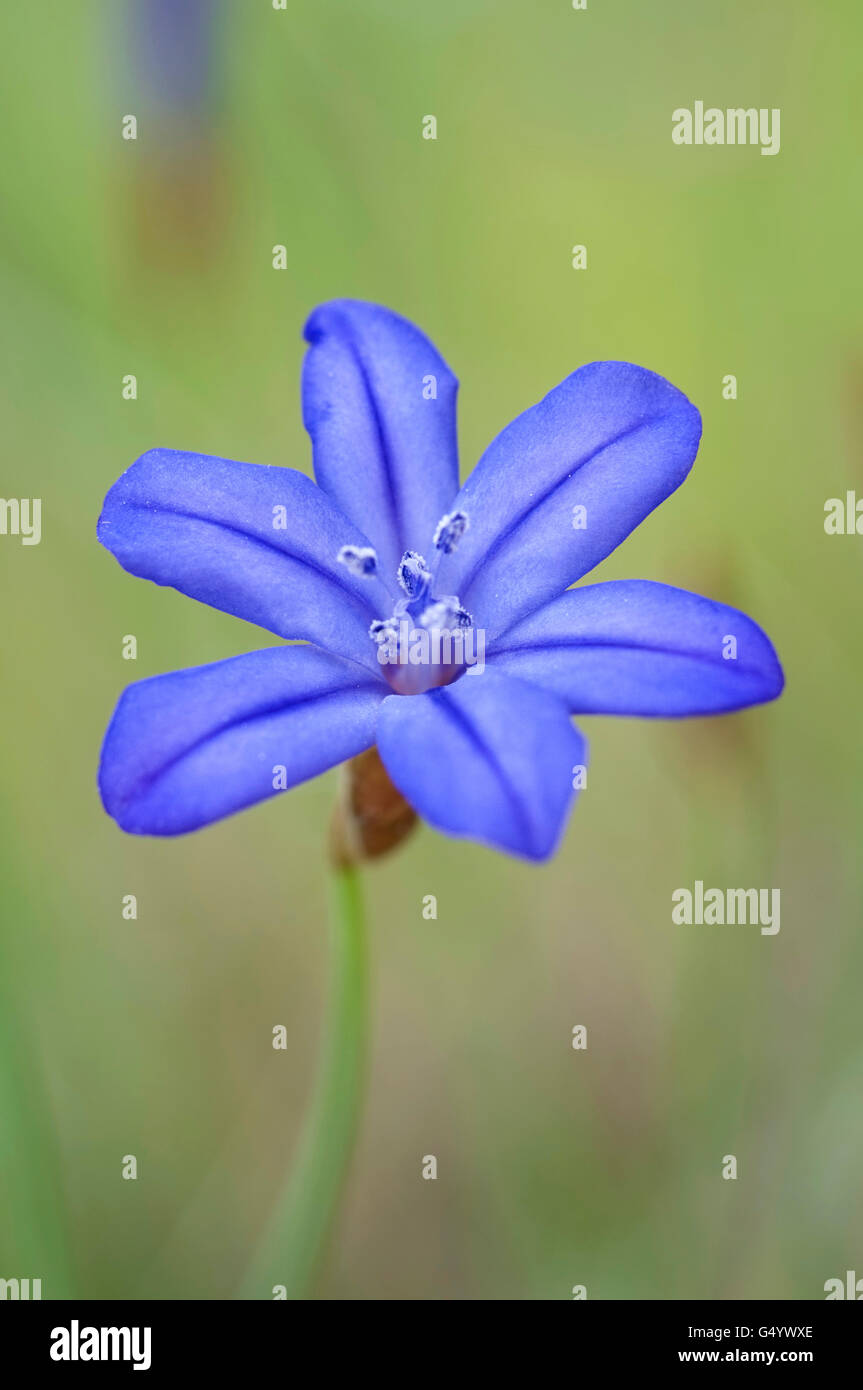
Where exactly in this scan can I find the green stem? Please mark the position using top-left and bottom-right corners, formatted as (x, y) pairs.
(241, 862), (368, 1299)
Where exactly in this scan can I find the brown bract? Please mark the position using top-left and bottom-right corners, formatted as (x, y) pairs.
(329, 747), (417, 867)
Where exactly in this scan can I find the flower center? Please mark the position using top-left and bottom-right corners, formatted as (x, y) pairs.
(338, 512), (477, 694)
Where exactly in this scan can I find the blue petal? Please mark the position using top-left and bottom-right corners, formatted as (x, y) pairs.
(377, 670), (587, 861)
(434, 362), (702, 640)
(99, 645), (385, 835)
(489, 581), (784, 715)
(97, 449), (392, 671)
(303, 300), (460, 584)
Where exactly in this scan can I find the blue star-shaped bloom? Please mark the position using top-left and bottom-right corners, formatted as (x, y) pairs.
(97, 300), (783, 860)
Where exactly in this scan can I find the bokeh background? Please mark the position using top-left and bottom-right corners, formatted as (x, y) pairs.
(1, 0), (861, 1300)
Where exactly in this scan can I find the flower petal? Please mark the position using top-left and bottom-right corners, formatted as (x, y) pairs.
(489, 580), (784, 715)
(302, 300), (459, 583)
(97, 449), (392, 671)
(434, 362), (702, 639)
(99, 645), (385, 835)
(376, 670), (586, 861)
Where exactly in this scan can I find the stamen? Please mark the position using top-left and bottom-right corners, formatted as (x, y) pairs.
(433, 510), (469, 554)
(418, 601), (451, 630)
(397, 550), (431, 598)
(338, 544), (378, 577)
(369, 617), (398, 645)
(418, 597), (473, 630)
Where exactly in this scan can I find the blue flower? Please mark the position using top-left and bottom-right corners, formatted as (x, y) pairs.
(97, 300), (783, 860)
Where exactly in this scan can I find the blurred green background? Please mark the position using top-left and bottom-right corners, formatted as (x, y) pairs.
(1, 0), (861, 1300)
